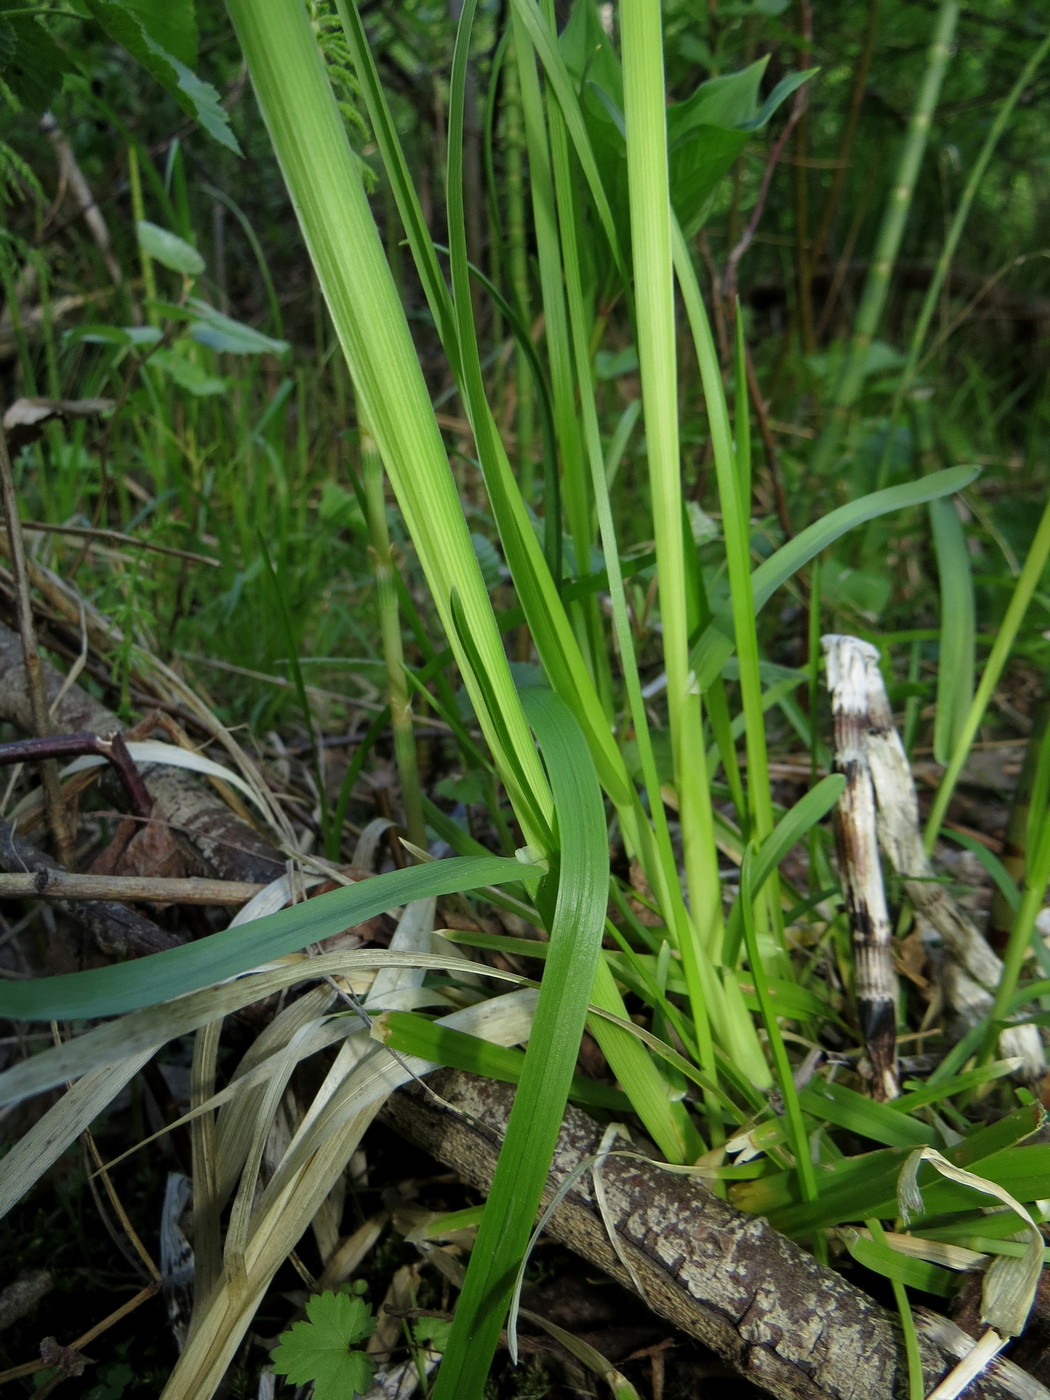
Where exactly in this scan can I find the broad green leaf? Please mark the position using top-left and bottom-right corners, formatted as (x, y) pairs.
(271, 1292), (375, 1400)
(137, 220), (206, 276)
(87, 2), (240, 152)
(148, 348), (227, 396)
(65, 323), (164, 347)
(844, 1230), (956, 1295)
(0, 15), (78, 112)
(0, 854), (541, 1021)
(189, 308), (290, 356)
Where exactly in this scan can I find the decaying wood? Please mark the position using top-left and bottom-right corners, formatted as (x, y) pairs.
(383, 1070), (1020, 1400)
(822, 633), (1044, 1078)
(0, 620), (287, 886)
(0, 870), (264, 906)
(0, 815), (181, 959)
(823, 635), (900, 1100)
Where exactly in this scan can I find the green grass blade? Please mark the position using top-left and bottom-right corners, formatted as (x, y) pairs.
(845, 1230), (956, 1295)
(431, 688), (608, 1400)
(0, 855), (540, 1021)
(929, 497), (975, 766)
(688, 466), (981, 692)
(375, 1011), (631, 1112)
(332, 0), (458, 369)
(723, 773), (844, 965)
(738, 845), (819, 1226)
(924, 494), (1050, 849)
(225, 0), (553, 845)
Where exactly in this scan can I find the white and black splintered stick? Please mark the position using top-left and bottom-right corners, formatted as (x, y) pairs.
(823, 634), (1045, 1083)
(823, 635), (901, 1101)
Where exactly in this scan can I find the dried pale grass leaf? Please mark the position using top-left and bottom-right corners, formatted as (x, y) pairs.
(899, 1146), (1043, 1336)
(164, 986), (541, 1400)
(0, 1050), (154, 1218)
(0, 950), (522, 1107)
(57, 741), (273, 821)
(847, 1228), (986, 1272)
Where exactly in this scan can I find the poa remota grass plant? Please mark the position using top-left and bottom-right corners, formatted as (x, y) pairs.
(2, 2), (1050, 1398)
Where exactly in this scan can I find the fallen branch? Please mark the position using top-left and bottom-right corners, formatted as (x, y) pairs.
(0, 870), (264, 906)
(0, 621), (287, 885)
(383, 1070), (1021, 1400)
(0, 816), (181, 960)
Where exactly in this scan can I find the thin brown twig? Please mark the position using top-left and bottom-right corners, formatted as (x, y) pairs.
(0, 425), (77, 868)
(0, 1283), (159, 1387)
(14, 518), (221, 568)
(0, 870), (264, 905)
(0, 731), (153, 818)
(723, 87), (808, 305)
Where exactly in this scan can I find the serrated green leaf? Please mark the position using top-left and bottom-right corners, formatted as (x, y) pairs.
(271, 1292), (376, 1400)
(86, 1), (240, 153)
(119, 0), (197, 67)
(168, 53), (242, 153)
(0, 15), (78, 113)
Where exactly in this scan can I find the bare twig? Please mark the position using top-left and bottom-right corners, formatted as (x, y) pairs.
(0, 1282), (159, 1387)
(723, 86), (807, 304)
(15, 518), (220, 568)
(0, 424), (77, 868)
(0, 815), (182, 960)
(0, 731), (153, 818)
(40, 112), (124, 290)
(0, 870), (263, 906)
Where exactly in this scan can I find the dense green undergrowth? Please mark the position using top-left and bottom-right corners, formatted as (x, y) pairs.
(1, 2), (1049, 1398)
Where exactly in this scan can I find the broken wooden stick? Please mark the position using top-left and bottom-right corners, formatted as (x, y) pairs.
(823, 632), (1044, 1079)
(383, 1069), (1022, 1400)
(824, 634), (900, 1100)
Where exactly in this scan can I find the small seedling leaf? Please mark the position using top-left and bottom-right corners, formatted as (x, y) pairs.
(136, 220), (206, 277)
(270, 1292), (376, 1400)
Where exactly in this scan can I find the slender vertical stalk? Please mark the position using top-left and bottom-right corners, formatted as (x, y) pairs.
(873, 31), (1050, 489)
(500, 37), (536, 499)
(811, 0), (882, 271)
(127, 145), (156, 322)
(809, 0), (960, 477)
(362, 430), (427, 851)
(621, 0), (723, 952)
(509, 0), (610, 698)
(923, 495), (1050, 850)
(792, 0), (815, 354)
